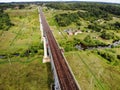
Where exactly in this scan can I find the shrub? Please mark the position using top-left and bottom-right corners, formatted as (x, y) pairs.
(117, 55), (120, 59)
(100, 31), (120, 40)
(97, 51), (117, 62)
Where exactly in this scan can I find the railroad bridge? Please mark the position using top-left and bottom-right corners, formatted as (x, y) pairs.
(38, 7), (80, 90)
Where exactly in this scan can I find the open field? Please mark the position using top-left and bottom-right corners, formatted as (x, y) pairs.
(0, 6), (53, 90)
(0, 8), (40, 54)
(65, 50), (120, 90)
(0, 57), (53, 90)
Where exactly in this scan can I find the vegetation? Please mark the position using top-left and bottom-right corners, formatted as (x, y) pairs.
(65, 50), (120, 90)
(112, 22), (120, 30)
(0, 2), (120, 90)
(0, 4), (25, 10)
(0, 9), (13, 30)
(44, 2), (120, 90)
(97, 50), (117, 62)
(88, 24), (101, 32)
(59, 39), (77, 52)
(0, 5), (53, 90)
(82, 35), (106, 46)
(55, 12), (79, 26)
(46, 2), (120, 15)
(54, 10), (112, 27)
(100, 31), (120, 40)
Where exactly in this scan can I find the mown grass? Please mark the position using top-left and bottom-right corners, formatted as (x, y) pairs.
(0, 6), (53, 90)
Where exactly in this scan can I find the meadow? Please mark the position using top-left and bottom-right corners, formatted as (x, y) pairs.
(0, 5), (53, 90)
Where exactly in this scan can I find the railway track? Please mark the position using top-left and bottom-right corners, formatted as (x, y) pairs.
(39, 8), (79, 90)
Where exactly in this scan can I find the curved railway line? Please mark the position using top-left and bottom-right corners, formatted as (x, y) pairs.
(39, 8), (80, 90)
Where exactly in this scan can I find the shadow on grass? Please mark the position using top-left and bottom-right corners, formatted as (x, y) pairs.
(46, 62), (54, 90)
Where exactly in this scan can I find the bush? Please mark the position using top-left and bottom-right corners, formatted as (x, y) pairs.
(59, 40), (77, 52)
(100, 31), (120, 40)
(88, 24), (101, 32)
(81, 35), (106, 46)
(117, 55), (120, 59)
(113, 22), (120, 30)
(20, 44), (43, 57)
(55, 13), (79, 27)
(97, 51), (117, 62)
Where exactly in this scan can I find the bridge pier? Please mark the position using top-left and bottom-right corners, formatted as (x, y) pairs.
(43, 37), (50, 63)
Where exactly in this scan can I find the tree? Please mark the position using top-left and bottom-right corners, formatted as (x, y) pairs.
(0, 9), (13, 30)
(88, 24), (101, 32)
(100, 31), (120, 40)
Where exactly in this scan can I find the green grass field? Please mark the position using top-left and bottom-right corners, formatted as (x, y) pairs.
(65, 50), (120, 90)
(0, 6), (53, 90)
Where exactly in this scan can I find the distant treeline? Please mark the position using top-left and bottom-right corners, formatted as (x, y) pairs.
(0, 4), (25, 10)
(55, 10), (112, 27)
(46, 3), (120, 16)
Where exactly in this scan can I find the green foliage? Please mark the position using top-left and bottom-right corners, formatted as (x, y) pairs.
(20, 43), (43, 57)
(55, 12), (79, 26)
(0, 4), (25, 10)
(82, 35), (106, 46)
(88, 24), (101, 32)
(55, 13), (71, 26)
(46, 2), (120, 16)
(100, 31), (120, 40)
(77, 8), (111, 21)
(0, 9), (13, 30)
(99, 5), (120, 16)
(113, 22), (120, 30)
(59, 40), (77, 52)
(104, 22), (120, 30)
(97, 50), (117, 62)
(73, 38), (81, 45)
(117, 55), (120, 59)
(54, 5), (113, 27)
(47, 2), (120, 21)
(76, 21), (81, 26)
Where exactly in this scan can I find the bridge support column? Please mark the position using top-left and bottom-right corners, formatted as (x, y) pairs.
(43, 37), (50, 63)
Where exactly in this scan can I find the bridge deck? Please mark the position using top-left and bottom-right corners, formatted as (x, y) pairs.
(40, 8), (79, 90)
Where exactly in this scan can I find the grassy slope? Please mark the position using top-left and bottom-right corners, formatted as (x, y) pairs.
(0, 6), (53, 90)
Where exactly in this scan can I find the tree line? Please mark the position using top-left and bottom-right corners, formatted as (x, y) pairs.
(46, 2), (120, 16)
